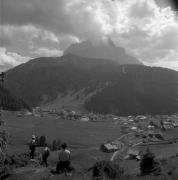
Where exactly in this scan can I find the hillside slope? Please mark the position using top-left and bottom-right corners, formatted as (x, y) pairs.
(6, 54), (120, 107)
(85, 65), (178, 115)
(5, 54), (178, 115)
(0, 86), (29, 110)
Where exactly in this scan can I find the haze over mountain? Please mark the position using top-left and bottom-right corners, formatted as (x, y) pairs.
(64, 40), (142, 65)
(5, 54), (178, 115)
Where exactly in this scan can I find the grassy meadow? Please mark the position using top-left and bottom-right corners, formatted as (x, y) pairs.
(3, 111), (178, 179)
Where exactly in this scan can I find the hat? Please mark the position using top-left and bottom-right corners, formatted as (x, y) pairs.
(61, 143), (67, 149)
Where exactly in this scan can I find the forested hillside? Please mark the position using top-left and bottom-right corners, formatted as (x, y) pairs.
(5, 54), (178, 115)
(0, 86), (29, 111)
(85, 65), (178, 115)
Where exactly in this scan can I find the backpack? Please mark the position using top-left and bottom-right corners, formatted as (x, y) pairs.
(29, 141), (35, 150)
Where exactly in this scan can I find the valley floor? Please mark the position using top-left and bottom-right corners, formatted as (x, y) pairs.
(2, 111), (178, 179)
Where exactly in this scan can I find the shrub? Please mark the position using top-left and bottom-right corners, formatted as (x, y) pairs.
(0, 109), (11, 179)
(140, 148), (161, 176)
(51, 139), (61, 151)
(89, 160), (123, 179)
(39, 136), (46, 147)
(0, 166), (11, 179)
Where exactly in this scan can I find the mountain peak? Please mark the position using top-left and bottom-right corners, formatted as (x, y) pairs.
(64, 39), (142, 65)
(107, 38), (116, 48)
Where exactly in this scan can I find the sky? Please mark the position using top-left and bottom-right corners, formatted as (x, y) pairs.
(0, 0), (178, 72)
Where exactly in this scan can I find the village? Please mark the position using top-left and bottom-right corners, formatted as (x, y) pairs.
(16, 107), (178, 159)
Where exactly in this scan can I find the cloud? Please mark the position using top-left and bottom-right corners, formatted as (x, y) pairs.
(32, 47), (63, 57)
(0, 0), (178, 70)
(0, 25), (42, 57)
(0, 48), (30, 72)
(110, 0), (178, 65)
(0, 25), (78, 57)
(145, 60), (178, 72)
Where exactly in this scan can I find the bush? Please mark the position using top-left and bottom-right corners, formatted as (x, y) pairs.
(140, 148), (161, 176)
(39, 136), (46, 147)
(7, 153), (29, 167)
(0, 166), (11, 179)
(51, 139), (61, 151)
(89, 160), (123, 179)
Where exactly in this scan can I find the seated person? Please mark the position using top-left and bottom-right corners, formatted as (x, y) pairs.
(56, 143), (71, 174)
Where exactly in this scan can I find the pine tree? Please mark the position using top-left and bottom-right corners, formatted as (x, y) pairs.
(140, 148), (159, 175)
(39, 136), (46, 147)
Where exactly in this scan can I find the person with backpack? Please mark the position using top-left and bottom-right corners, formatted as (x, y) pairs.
(56, 143), (71, 174)
(29, 135), (36, 159)
(41, 143), (50, 167)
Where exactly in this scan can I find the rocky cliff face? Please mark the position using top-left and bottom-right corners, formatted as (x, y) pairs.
(64, 40), (142, 65)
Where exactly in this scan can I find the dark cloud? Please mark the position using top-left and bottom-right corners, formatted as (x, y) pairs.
(170, 0), (178, 10)
(0, 0), (178, 71)
(1, 0), (72, 34)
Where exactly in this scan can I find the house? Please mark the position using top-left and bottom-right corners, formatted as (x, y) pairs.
(100, 143), (118, 153)
(80, 116), (90, 122)
(137, 115), (147, 120)
(147, 125), (155, 130)
(173, 123), (178, 127)
(162, 122), (173, 129)
(24, 111), (33, 116)
(129, 119), (134, 123)
(111, 141), (124, 150)
(113, 117), (119, 120)
(131, 126), (137, 131)
(125, 149), (141, 160)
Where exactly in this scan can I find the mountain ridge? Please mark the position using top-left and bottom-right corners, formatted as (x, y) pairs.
(5, 54), (178, 115)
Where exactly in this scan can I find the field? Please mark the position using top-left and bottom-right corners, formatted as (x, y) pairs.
(4, 111), (122, 148)
(4, 110), (122, 170)
(3, 111), (122, 179)
(3, 111), (178, 179)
